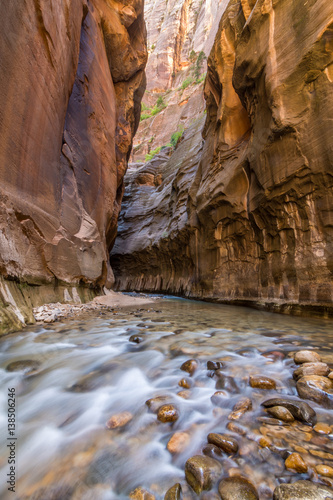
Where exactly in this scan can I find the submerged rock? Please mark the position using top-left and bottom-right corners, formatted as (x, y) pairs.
(129, 487), (155, 500)
(266, 406), (295, 423)
(218, 476), (259, 500)
(164, 483), (182, 500)
(294, 351), (321, 364)
(273, 480), (333, 499)
(129, 335), (144, 343)
(296, 375), (333, 408)
(249, 375), (276, 390)
(207, 433), (238, 454)
(106, 411), (133, 429)
(207, 361), (224, 370)
(145, 396), (170, 413)
(167, 432), (190, 454)
(185, 455), (222, 494)
(180, 359), (199, 376)
(6, 359), (41, 374)
(285, 452), (308, 473)
(261, 398), (317, 425)
(157, 404), (179, 423)
(215, 375), (239, 393)
(211, 391), (228, 407)
(228, 398), (253, 420)
(202, 444), (223, 461)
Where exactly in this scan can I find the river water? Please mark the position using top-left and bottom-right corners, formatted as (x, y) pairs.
(0, 297), (332, 499)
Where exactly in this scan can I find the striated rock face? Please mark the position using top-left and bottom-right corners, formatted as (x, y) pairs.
(112, 0), (333, 315)
(0, 0), (146, 289)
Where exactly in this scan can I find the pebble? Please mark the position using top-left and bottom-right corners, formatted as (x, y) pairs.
(249, 375), (276, 390)
(226, 422), (247, 436)
(178, 378), (192, 389)
(329, 372), (333, 380)
(6, 359), (41, 374)
(296, 375), (333, 408)
(202, 444), (223, 460)
(211, 391), (228, 406)
(228, 398), (252, 420)
(129, 335), (144, 343)
(145, 396), (169, 413)
(207, 361), (224, 370)
(164, 483), (182, 500)
(185, 455), (222, 494)
(167, 432), (190, 454)
(314, 422), (332, 434)
(273, 480), (333, 499)
(180, 359), (198, 376)
(261, 398), (317, 425)
(294, 350), (321, 364)
(207, 433), (238, 454)
(218, 476), (259, 500)
(177, 390), (191, 399)
(106, 411), (133, 429)
(293, 362), (330, 380)
(129, 487), (155, 500)
(284, 452), (308, 473)
(157, 404), (179, 423)
(215, 374), (239, 393)
(265, 406), (295, 422)
(315, 464), (333, 478)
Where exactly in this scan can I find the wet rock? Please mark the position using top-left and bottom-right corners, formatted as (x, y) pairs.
(129, 335), (144, 343)
(218, 476), (259, 500)
(236, 347), (259, 358)
(294, 350), (321, 364)
(106, 411), (133, 429)
(228, 398), (253, 420)
(157, 404), (179, 423)
(329, 372), (333, 380)
(180, 359), (199, 376)
(249, 375), (276, 390)
(273, 480), (333, 499)
(178, 378), (192, 389)
(177, 390), (191, 399)
(167, 432), (190, 454)
(226, 422), (247, 436)
(293, 362), (330, 380)
(266, 406), (295, 423)
(257, 416), (285, 426)
(261, 398), (317, 425)
(202, 444), (223, 460)
(262, 351), (285, 361)
(314, 422), (332, 434)
(6, 359), (41, 374)
(296, 375), (333, 408)
(315, 464), (333, 478)
(285, 452), (308, 473)
(207, 433), (238, 454)
(207, 361), (224, 370)
(211, 391), (228, 406)
(185, 455), (222, 494)
(129, 487), (155, 500)
(145, 396), (170, 413)
(215, 375), (239, 393)
(164, 483), (182, 500)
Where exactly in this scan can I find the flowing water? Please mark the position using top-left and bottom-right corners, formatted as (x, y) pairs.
(0, 296), (333, 499)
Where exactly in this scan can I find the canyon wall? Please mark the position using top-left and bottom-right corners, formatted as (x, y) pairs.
(0, 0), (146, 331)
(112, 0), (333, 316)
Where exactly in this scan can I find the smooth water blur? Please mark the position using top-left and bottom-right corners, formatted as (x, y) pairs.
(0, 297), (332, 499)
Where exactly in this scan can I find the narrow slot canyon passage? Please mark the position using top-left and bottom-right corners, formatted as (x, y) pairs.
(0, 0), (333, 499)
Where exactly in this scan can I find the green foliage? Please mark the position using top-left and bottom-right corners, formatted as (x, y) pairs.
(141, 102), (148, 111)
(156, 96), (165, 108)
(194, 50), (206, 80)
(140, 95), (167, 121)
(145, 146), (162, 162)
(169, 126), (184, 148)
(151, 44), (155, 50)
(181, 77), (194, 90)
(196, 72), (207, 84)
(189, 49), (196, 62)
(140, 113), (151, 121)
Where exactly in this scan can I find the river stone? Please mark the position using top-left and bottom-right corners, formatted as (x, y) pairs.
(207, 433), (238, 454)
(129, 335), (143, 343)
(129, 487), (155, 500)
(228, 398), (253, 420)
(207, 361), (224, 370)
(167, 432), (190, 454)
(314, 422), (332, 434)
(262, 351), (285, 361)
(146, 396), (170, 413)
(261, 398), (317, 425)
(215, 375), (239, 393)
(296, 375), (333, 408)
(211, 391), (228, 406)
(273, 480), (333, 499)
(316, 464), (333, 478)
(329, 372), (333, 380)
(164, 483), (182, 500)
(293, 362), (330, 380)
(249, 375), (276, 390)
(177, 390), (191, 399)
(157, 404), (179, 423)
(285, 452), (308, 473)
(202, 444), (223, 460)
(266, 405), (295, 422)
(180, 359), (199, 376)
(185, 455), (222, 494)
(218, 476), (258, 500)
(178, 378), (192, 389)
(106, 411), (133, 429)
(294, 350), (321, 364)
(6, 359), (41, 374)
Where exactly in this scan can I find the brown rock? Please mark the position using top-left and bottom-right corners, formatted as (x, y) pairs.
(207, 361), (224, 370)
(202, 444), (223, 461)
(145, 396), (169, 413)
(129, 487), (155, 500)
(215, 375), (239, 393)
(265, 406), (295, 423)
(177, 390), (191, 399)
(228, 398), (253, 420)
(285, 453), (308, 473)
(249, 376), (276, 390)
(6, 359), (41, 374)
(315, 464), (333, 478)
(106, 411), (133, 429)
(296, 375), (333, 408)
(226, 422), (247, 436)
(218, 477), (258, 500)
(261, 398), (317, 425)
(178, 378), (192, 389)
(185, 455), (222, 494)
(157, 404), (179, 423)
(180, 359), (199, 376)
(167, 432), (190, 454)
(207, 433), (238, 454)
(293, 362), (330, 380)
(314, 422), (332, 434)
(164, 483), (182, 500)
(273, 480), (333, 499)
(294, 351), (322, 364)
(211, 391), (228, 407)
(129, 335), (144, 344)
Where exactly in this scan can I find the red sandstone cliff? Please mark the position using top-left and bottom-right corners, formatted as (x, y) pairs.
(112, 0), (333, 316)
(0, 0), (146, 290)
